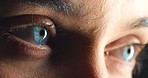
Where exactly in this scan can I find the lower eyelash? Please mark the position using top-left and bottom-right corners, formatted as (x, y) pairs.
(0, 32), (51, 59)
(106, 56), (132, 66)
(0, 33), (26, 51)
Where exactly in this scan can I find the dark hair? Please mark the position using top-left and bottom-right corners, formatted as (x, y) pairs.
(133, 44), (148, 78)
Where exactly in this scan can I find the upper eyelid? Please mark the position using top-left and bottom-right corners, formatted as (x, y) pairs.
(105, 43), (146, 52)
(0, 15), (54, 27)
(0, 15), (55, 33)
(0, 23), (54, 33)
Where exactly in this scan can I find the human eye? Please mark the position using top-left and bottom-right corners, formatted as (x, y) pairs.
(105, 44), (144, 62)
(104, 35), (145, 68)
(0, 15), (57, 59)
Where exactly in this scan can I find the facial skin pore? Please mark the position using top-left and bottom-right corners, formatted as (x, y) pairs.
(0, 0), (148, 78)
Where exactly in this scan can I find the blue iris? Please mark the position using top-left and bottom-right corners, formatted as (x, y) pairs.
(122, 45), (135, 62)
(33, 26), (49, 45)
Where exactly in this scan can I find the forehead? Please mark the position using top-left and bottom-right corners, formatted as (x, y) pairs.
(0, 0), (148, 43)
(76, 0), (148, 28)
(49, 0), (148, 26)
(0, 0), (148, 27)
(0, 0), (148, 18)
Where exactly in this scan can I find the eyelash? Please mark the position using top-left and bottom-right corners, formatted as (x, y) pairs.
(0, 15), (61, 59)
(0, 15), (147, 69)
(0, 15), (57, 45)
(104, 35), (147, 69)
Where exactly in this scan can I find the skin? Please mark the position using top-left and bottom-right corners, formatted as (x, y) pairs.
(0, 0), (148, 78)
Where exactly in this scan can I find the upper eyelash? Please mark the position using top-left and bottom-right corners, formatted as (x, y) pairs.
(10, 24), (53, 31)
(0, 14), (67, 41)
(0, 23), (54, 33)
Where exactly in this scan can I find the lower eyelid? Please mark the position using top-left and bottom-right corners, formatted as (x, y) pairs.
(106, 56), (135, 76)
(0, 33), (51, 60)
(105, 45), (138, 65)
(105, 55), (136, 68)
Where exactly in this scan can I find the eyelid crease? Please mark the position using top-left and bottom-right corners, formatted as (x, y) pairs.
(105, 43), (146, 52)
(0, 14), (55, 30)
(1, 15), (52, 26)
(8, 23), (54, 29)
(0, 24), (55, 37)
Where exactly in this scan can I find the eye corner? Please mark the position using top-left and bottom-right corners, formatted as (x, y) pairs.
(105, 35), (144, 65)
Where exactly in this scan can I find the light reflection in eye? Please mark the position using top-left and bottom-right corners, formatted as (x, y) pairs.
(6, 24), (52, 45)
(33, 25), (49, 45)
(0, 15), (56, 46)
(106, 44), (145, 62)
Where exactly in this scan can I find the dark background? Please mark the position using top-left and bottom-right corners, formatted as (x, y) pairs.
(133, 44), (148, 78)
(133, 60), (148, 78)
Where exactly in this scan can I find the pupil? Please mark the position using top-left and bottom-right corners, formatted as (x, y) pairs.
(127, 48), (131, 54)
(40, 29), (45, 37)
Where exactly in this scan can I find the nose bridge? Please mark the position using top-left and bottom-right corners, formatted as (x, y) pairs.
(89, 33), (108, 78)
(80, 10), (108, 77)
(74, 13), (109, 78)
(72, 21), (108, 78)
(67, 30), (108, 78)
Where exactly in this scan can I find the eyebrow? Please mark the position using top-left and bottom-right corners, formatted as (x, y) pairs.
(17, 0), (76, 16)
(129, 17), (148, 28)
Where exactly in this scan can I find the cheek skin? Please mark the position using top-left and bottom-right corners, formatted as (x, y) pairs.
(106, 56), (134, 78)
